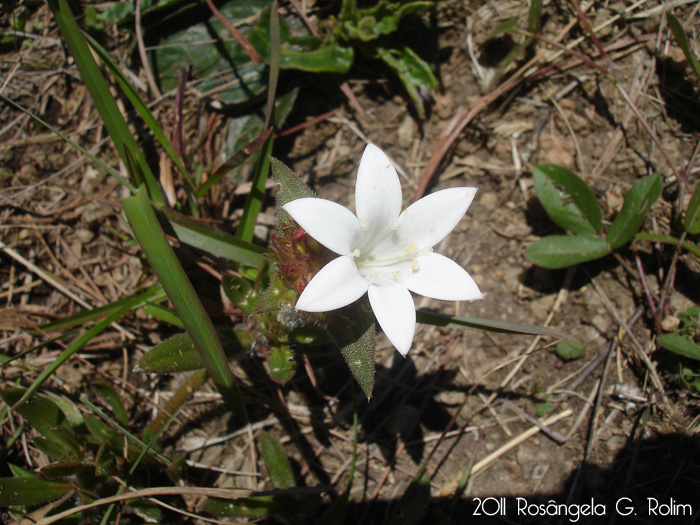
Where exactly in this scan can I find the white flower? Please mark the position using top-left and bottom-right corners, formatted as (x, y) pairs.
(282, 143), (482, 356)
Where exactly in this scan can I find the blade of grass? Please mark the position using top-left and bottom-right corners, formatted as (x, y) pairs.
(122, 187), (247, 419)
(12, 287), (155, 409)
(83, 32), (192, 186)
(47, 0), (164, 204)
(162, 209), (265, 267)
(0, 94), (134, 191)
(39, 284), (164, 332)
(236, 1), (280, 242)
(417, 310), (571, 340)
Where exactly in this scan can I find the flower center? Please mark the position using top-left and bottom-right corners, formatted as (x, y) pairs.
(353, 242), (432, 282)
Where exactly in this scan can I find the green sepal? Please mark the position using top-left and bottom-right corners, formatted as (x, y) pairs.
(271, 157), (316, 228)
(326, 298), (376, 399)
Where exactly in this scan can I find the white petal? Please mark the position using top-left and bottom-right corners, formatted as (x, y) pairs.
(355, 144), (403, 234)
(283, 198), (362, 255)
(403, 253), (483, 301)
(374, 188), (476, 257)
(295, 256), (368, 312)
(368, 280), (416, 356)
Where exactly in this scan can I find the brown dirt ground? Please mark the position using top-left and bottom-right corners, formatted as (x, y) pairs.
(2, 1), (700, 523)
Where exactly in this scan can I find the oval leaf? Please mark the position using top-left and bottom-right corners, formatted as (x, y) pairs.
(684, 182), (700, 234)
(525, 235), (611, 269)
(261, 431), (296, 490)
(135, 333), (203, 374)
(0, 476), (72, 507)
(533, 164), (602, 235)
(658, 334), (700, 361)
(606, 174), (662, 249)
(268, 345), (296, 385)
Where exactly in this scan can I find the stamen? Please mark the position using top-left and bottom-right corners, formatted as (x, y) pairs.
(352, 249), (361, 258)
(405, 243), (418, 254)
(411, 259), (420, 271)
(390, 221), (399, 231)
(361, 221), (370, 231)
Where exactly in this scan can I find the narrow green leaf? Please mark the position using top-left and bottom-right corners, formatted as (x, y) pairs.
(206, 495), (277, 518)
(47, 0), (163, 204)
(667, 12), (700, 82)
(658, 333), (700, 361)
(162, 208), (265, 267)
(122, 186), (246, 419)
(84, 32), (191, 182)
(533, 164), (602, 235)
(236, 115), (274, 243)
(527, 0), (543, 33)
(636, 232), (700, 259)
(261, 431), (296, 490)
(416, 310), (570, 340)
(684, 182), (700, 234)
(606, 174), (662, 248)
(197, 128), (272, 198)
(268, 345), (296, 385)
(40, 285), (163, 332)
(0, 477), (73, 507)
(92, 382), (128, 427)
(0, 94), (133, 191)
(376, 45), (437, 119)
(525, 235), (611, 269)
(14, 289), (149, 408)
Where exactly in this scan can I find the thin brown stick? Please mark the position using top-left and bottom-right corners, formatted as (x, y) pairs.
(203, 0), (259, 65)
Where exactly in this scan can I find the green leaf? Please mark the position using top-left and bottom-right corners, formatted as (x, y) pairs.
(136, 332), (245, 374)
(0, 477), (73, 507)
(92, 382), (128, 427)
(206, 495), (278, 518)
(658, 333), (700, 361)
(327, 299), (376, 400)
(84, 32), (190, 182)
(153, 0), (269, 105)
(376, 45), (437, 119)
(162, 209), (265, 268)
(271, 157), (317, 228)
(236, 133), (273, 243)
(341, 1), (432, 41)
(636, 232), (700, 259)
(13, 287), (151, 409)
(667, 12), (700, 82)
(261, 431), (296, 490)
(533, 164), (602, 235)
(556, 341), (583, 360)
(417, 310), (571, 340)
(527, 0), (543, 33)
(250, 9), (353, 73)
(268, 345), (296, 385)
(197, 128), (272, 198)
(607, 174), (662, 248)
(131, 498), (164, 523)
(222, 275), (259, 316)
(684, 182), (700, 234)
(525, 235), (611, 269)
(122, 187), (246, 419)
(0, 389), (65, 437)
(536, 397), (554, 417)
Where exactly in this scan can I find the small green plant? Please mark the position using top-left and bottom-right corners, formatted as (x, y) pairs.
(525, 164), (662, 269)
(657, 307), (700, 392)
